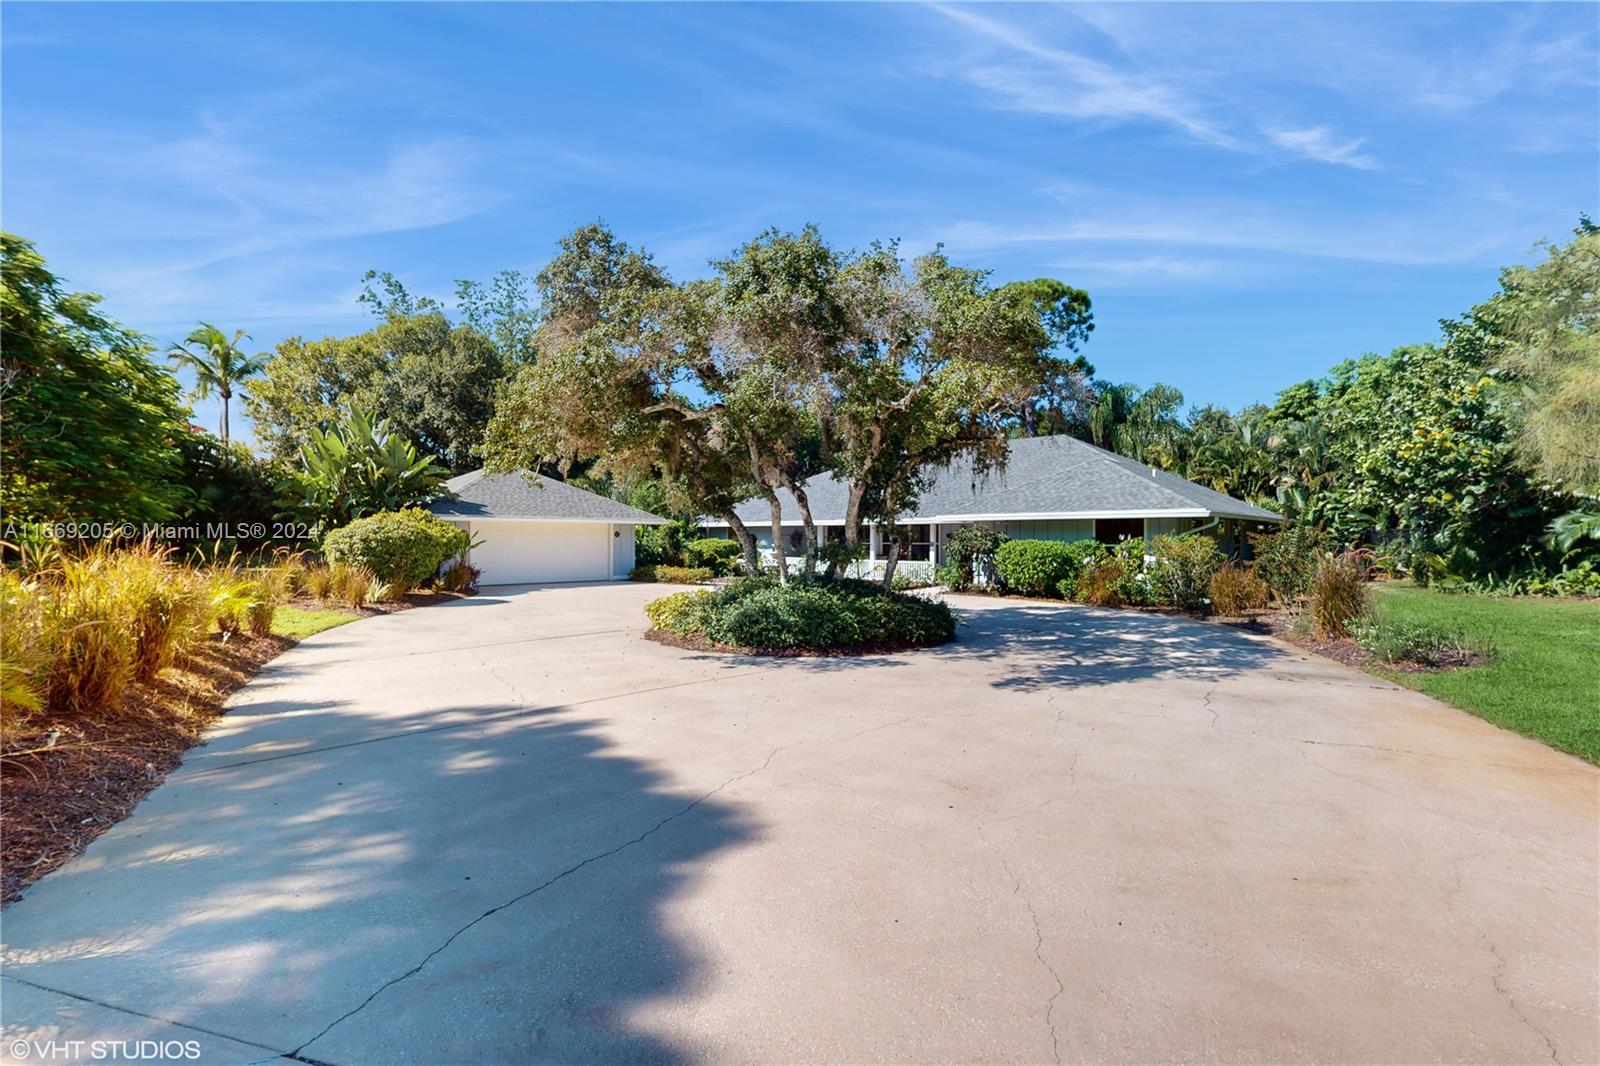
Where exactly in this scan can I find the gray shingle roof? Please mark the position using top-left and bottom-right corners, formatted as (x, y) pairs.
(723, 435), (1281, 525)
(431, 470), (669, 524)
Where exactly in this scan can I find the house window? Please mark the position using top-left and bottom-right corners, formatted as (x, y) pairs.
(893, 524), (934, 561)
(1094, 518), (1144, 544)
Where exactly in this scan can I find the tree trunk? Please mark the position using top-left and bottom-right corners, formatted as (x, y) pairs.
(783, 475), (819, 578)
(880, 534), (902, 591)
(829, 482), (870, 579)
(759, 488), (788, 584)
(219, 390), (231, 445)
(721, 509), (760, 577)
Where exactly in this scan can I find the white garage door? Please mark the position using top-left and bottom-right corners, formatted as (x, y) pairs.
(469, 521), (611, 585)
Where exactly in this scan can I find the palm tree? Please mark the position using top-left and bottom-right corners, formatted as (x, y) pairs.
(167, 324), (266, 444)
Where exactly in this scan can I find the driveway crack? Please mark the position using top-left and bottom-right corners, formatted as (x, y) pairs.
(983, 834), (1066, 1063)
(1482, 932), (1562, 1064)
(291, 747), (785, 1060)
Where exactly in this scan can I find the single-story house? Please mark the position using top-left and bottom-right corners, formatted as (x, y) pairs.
(432, 470), (668, 586)
(706, 434), (1281, 574)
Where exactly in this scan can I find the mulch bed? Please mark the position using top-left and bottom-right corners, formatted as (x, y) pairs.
(645, 628), (951, 658)
(0, 591), (460, 906)
(1, 633), (290, 905)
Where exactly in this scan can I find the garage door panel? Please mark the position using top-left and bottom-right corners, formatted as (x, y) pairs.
(471, 522), (610, 585)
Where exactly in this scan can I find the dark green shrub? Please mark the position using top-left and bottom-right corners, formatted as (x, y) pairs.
(1208, 565), (1270, 615)
(322, 509), (469, 591)
(942, 526), (1008, 591)
(1149, 534), (1223, 610)
(1249, 525), (1324, 603)
(1053, 541), (1109, 600)
(995, 540), (1080, 597)
(1310, 554), (1370, 637)
(645, 576), (956, 652)
(683, 537), (743, 576)
(709, 584), (864, 649)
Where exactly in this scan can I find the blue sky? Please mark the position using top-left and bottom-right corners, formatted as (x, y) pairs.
(4, 2), (1596, 442)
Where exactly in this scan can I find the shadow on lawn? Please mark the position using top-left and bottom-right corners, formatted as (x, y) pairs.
(1, 705), (753, 1064)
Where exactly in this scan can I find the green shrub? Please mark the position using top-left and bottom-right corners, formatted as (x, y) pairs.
(631, 564), (714, 584)
(1108, 539), (1154, 606)
(1351, 617), (1493, 667)
(1208, 565), (1270, 616)
(634, 519), (693, 567)
(643, 590), (712, 634)
(645, 576), (956, 652)
(709, 583), (864, 649)
(1148, 534), (1223, 610)
(683, 537), (743, 576)
(942, 526), (1008, 591)
(322, 509), (469, 592)
(46, 575), (138, 714)
(1250, 525), (1324, 603)
(995, 540), (1080, 597)
(1311, 554), (1371, 637)
(1053, 541), (1109, 600)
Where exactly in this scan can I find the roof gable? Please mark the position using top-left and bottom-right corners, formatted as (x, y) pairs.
(431, 471), (669, 524)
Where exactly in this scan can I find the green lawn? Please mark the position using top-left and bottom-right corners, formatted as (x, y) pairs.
(271, 605), (360, 641)
(1370, 584), (1600, 764)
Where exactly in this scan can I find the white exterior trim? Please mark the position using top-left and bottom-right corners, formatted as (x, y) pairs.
(703, 507), (1238, 527)
(435, 514), (670, 526)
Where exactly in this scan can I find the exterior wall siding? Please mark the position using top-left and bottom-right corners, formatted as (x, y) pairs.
(1144, 516), (1201, 539)
(980, 519), (1096, 542)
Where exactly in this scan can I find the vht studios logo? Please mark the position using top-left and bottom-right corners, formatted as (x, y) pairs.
(8, 1039), (202, 1061)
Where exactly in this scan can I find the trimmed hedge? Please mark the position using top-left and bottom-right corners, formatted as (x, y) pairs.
(322, 509), (469, 591)
(995, 540), (1075, 596)
(996, 539), (1105, 598)
(630, 564), (715, 584)
(645, 576), (955, 652)
(683, 537), (743, 575)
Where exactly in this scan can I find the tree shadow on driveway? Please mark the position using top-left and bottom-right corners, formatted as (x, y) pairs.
(932, 600), (1289, 691)
(2, 705), (755, 1065)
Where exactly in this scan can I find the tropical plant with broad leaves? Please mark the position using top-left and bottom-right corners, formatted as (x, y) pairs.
(1546, 507), (1600, 554)
(278, 407), (446, 532)
(167, 324), (266, 444)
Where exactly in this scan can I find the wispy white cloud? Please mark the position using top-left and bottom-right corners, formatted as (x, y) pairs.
(1265, 125), (1380, 171)
(916, 185), (1523, 269)
(928, 4), (1241, 150)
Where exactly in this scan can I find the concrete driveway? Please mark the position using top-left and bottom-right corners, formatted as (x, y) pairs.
(3, 583), (1595, 1065)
